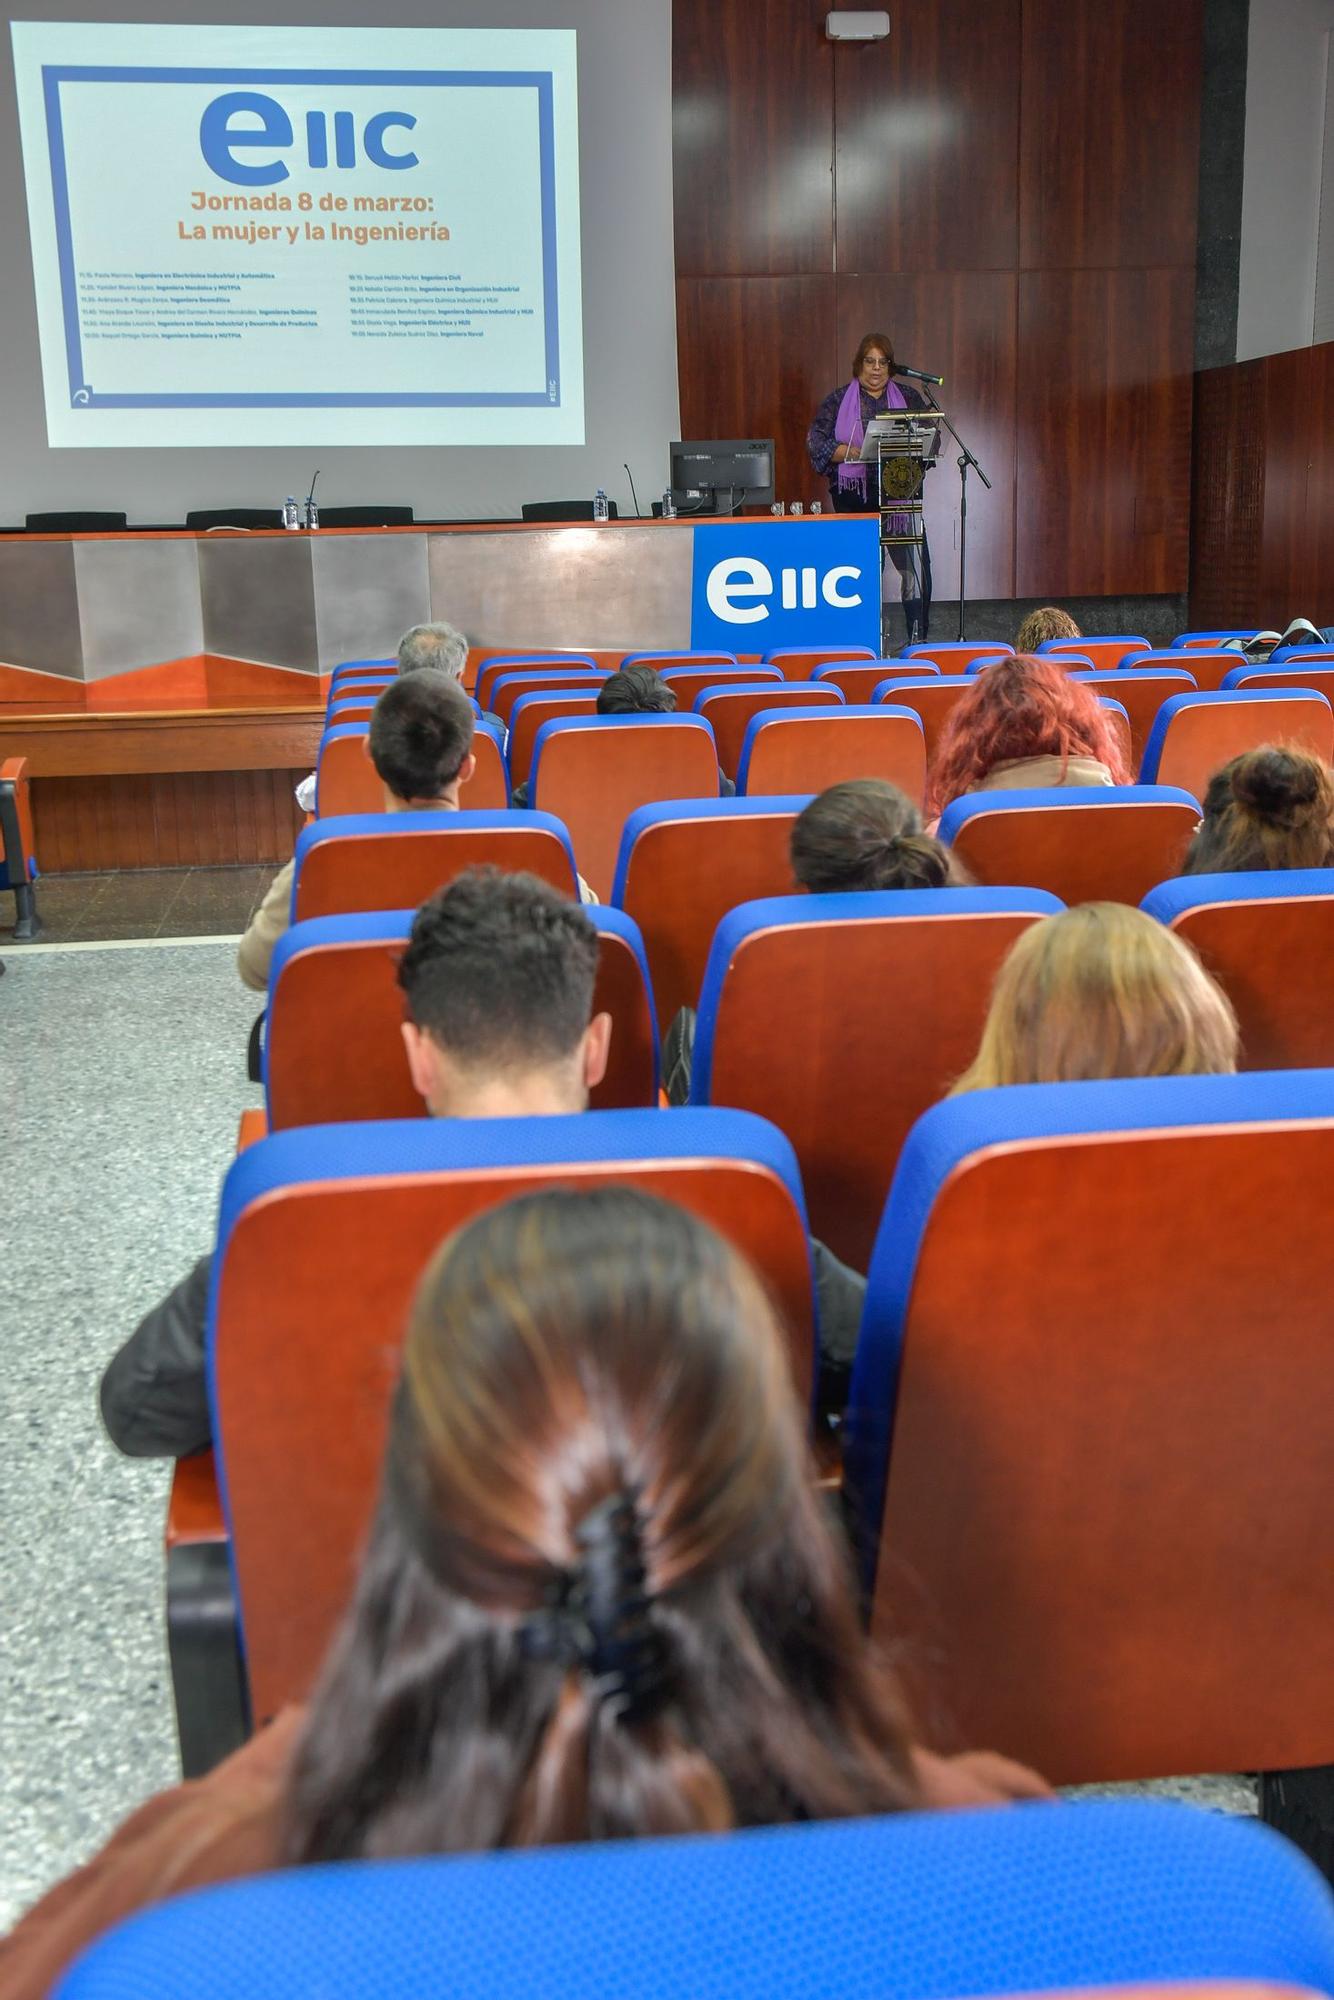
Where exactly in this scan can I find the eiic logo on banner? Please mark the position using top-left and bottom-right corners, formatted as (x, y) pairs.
(688, 518), (880, 654)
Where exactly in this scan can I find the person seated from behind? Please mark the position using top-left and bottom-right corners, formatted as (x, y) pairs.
(1014, 605), (1081, 653)
(239, 674), (476, 992)
(19, 1191), (1050, 1996)
(103, 869), (611, 1460)
(952, 902), (1238, 1092)
(1180, 746), (1334, 875)
(396, 618), (469, 680)
(790, 778), (964, 893)
(511, 664), (734, 806)
(926, 653), (1130, 822)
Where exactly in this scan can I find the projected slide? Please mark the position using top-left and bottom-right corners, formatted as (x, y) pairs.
(10, 21), (584, 449)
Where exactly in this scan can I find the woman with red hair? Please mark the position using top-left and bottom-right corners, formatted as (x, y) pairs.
(926, 653), (1130, 820)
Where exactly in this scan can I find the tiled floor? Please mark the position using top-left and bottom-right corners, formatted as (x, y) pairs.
(4, 865), (277, 946)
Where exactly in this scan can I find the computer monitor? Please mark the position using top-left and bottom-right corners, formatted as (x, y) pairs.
(669, 439), (775, 515)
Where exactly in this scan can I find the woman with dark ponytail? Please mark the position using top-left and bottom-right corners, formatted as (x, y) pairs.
(1181, 746), (1334, 875)
(791, 779), (962, 894)
(4, 1191), (1045, 1998)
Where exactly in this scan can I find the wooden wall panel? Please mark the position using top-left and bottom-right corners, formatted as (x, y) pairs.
(673, 0), (833, 277)
(675, 277), (839, 505)
(834, 0), (1021, 273)
(836, 275), (1018, 598)
(33, 769), (305, 871)
(1019, 0), (1202, 270)
(1189, 362), (1264, 629)
(1016, 270), (1195, 597)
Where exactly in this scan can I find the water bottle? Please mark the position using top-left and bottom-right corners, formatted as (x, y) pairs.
(304, 496), (319, 531)
(661, 489), (676, 520)
(282, 495), (299, 531)
(593, 487), (610, 523)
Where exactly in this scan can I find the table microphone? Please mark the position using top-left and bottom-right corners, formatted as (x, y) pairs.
(623, 463), (643, 517)
(896, 364), (945, 386)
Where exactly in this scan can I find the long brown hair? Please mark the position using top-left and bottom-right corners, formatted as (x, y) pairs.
(951, 903), (1239, 1091)
(927, 654), (1131, 817)
(284, 1188), (917, 1859)
(791, 779), (957, 892)
(1182, 745), (1334, 874)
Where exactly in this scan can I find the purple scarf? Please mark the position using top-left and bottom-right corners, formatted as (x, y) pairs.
(834, 376), (908, 504)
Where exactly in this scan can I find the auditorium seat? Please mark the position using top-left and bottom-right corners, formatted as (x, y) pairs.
(690, 888), (1060, 1268)
(844, 1070), (1334, 1784)
(314, 720), (508, 815)
(1067, 669), (1199, 765)
(1132, 649), (1236, 692)
(263, 905), (658, 1128)
(529, 714), (722, 900)
(873, 675), (973, 765)
(1097, 697), (1133, 773)
(736, 705), (928, 804)
(329, 658), (394, 687)
(1038, 635), (1152, 671)
(291, 809), (579, 923)
(180, 1108), (816, 1731)
(1142, 871), (1334, 1069)
(901, 640), (1013, 672)
(762, 644), (876, 680)
(612, 796), (812, 1024)
(812, 659), (941, 702)
(940, 787), (1202, 905)
(693, 680), (844, 780)
(475, 653), (600, 709)
(1269, 644), (1334, 663)
(0, 756), (40, 941)
(621, 650), (739, 672)
(521, 499), (619, 521)
(488, 666), (608, 725)
(1170, 630), (1258, 649)
(661, 663), (784, 709)
(52, 1800), (1334, 2000)
(1222, 663), (1334, 702)
(1139, 689), (1334, 800)
(506, 691), (601, 787)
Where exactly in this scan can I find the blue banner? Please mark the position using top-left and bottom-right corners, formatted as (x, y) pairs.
(689, 517), (880, 655)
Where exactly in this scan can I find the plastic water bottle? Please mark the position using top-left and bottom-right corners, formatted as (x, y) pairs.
(304, 496), (319, 531)
(593, 488), (610, 523)
(661, 489), (677, 519)
(282, 495), (299, 530)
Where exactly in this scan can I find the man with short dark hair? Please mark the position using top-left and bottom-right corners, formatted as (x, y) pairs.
(237, 675), (476, 992)
(100, 869), (612, 1460)
(596, 664), (677, 715)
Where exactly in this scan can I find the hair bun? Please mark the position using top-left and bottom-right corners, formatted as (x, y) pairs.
(1232, 748), (1320, 819)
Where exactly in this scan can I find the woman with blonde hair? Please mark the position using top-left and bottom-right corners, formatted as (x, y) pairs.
(953, 902), (1239, 1091)
(4, 1189), (1045, 1997)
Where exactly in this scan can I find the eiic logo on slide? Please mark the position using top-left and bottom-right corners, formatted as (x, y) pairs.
(689, 518), (881, 654)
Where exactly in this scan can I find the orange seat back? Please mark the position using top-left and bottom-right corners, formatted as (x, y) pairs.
(317, 727), (508, 816)
(507, 693), (600, 787)
(1068, 671), (1199, 768)
(764, 645), (875, 681)
(815, 661), (941, 702)
(489, 670), (608, 726)
(901, 642), (1011, 673)
(1150, 880), (1334, 1069)
(1227, 664), (1334, 702)
(474, 653), (599, 709)
(660, 664), (783, 708)
(945, 792), (1201, 904)
(530, 718), (721, 901)
(1045, 637), (1151, 671)
(293, 813), (578, 922)
(875, 675), (972, 767)
(1145, 692), (1334, 801)
(695, 682), (843, 780)
(738, 707), (927, 805)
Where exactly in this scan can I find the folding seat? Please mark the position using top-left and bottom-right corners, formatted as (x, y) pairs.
(529, 714), (722, 900)
(1038, 635), (1151, 671)
(844, 1070), (1334, 1784)
(171, 1107), (816, 1740)
(328, 657), (394, 692)
(1142, 870), (1334, 1068)
(661, 663), (783, 710)
(314, 719), (508, 815)
(982, 652), (1093, 673)
(1067, 669), (1199, 766)
(0, 756), (40, 940)
(1139, 689), (1334, 802)
(1097, 697), (1132, 773)
(1270, 644), (1334, 663)
(54, 1800), (1334, 2000)
(612, 796), (812, 1025)
(901, 639), (1013, 672)
(291, 809), (580, 923)
(1170, 629), (1258, 650)
(690, 888), (1060, 1268)
(874, 675), (973, 766)
(1131, 649), (1235, 692)
(621, 649), (739, 672)
(1223, 663), (1334, 703)
(474, 653), (599, 709)
(261, 904), (658, 1130)
(693, 680), (844, 781)
(487, 666), (607, 726)
(326, 673), (393, 711)
(812, 658), (940, 702)
(762, 644), (876, 680)
(941, 787), (1202, 905)
(736, 704), (927, 805)
(506, 690), (601, 787)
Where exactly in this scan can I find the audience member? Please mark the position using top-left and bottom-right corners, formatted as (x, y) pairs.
(791, 779), (959, 893)
(103, 870), (610, 1460)
(926, 654), (1130, 820)
(1014, 606), (1081, 653)
(15, 1190), (1048, 1994)
(396, 619), (469, 680)
(1180, 746), (1334, 875)
(513, 664), (734, 806)
(239, 675), (476, 992)
(952, 902), (1239, 1091)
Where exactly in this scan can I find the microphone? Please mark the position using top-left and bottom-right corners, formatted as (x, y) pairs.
(623, 462), (643, 518)
(304, 468), (321, 528)
(896, 365), (944, 386)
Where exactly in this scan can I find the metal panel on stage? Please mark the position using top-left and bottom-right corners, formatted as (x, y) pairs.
(427, 524), (695, 653)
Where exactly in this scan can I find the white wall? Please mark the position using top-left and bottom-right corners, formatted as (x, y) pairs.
(1236, 0), (1334, 362)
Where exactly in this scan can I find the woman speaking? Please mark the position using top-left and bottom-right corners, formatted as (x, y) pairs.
(807, 331), (935, 647)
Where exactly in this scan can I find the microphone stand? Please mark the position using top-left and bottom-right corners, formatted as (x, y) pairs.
(922, 387), (991, 642)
